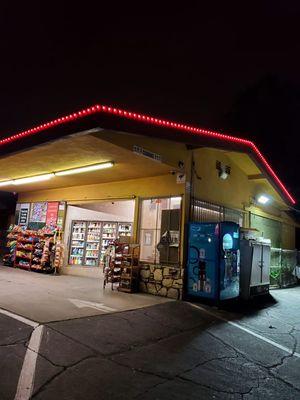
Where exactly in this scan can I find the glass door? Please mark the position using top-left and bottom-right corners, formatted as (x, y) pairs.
(100, 222), (118, 261)
(118, 222), (132, 238)
(84, 221), (102, 266)
(69, 221), (86, 265)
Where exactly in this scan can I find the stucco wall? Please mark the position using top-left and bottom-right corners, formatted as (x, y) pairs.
(17, 147), (297, 250)
(192, 148), (251, 210)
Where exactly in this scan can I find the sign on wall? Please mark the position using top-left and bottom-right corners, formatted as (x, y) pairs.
(46, 202), (59, 226)
(57, 202), (66, 228)
(18, 203), (30, 226)
(30, 202), (48, 223)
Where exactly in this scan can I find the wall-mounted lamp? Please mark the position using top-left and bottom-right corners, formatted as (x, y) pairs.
(216, 161), (231, 180)
(257, 194), (270, 205)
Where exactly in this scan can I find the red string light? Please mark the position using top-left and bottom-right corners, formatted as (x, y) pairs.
(0, 104), (295, 204)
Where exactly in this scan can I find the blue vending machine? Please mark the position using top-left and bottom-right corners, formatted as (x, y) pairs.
(187, 221), (240, 301)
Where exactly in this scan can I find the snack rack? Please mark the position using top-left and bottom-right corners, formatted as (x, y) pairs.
(103, 241), (140, 292)
(3, 226), (60, 274)
(118, 244), (140, 293)
(14, 232), (36, 270)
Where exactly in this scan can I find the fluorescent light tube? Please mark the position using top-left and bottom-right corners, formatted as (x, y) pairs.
(55, 162), (114, 176)
(0, 180), (14, 187)
(13, 173), (54, 185)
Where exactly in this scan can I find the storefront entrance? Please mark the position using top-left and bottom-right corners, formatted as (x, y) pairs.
(63, 199), (135, 273)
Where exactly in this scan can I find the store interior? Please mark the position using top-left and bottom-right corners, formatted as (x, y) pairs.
(3, 195), (183, 295)
(64, 199), (135, 267)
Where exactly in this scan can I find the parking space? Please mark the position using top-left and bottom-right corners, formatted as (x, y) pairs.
(1, 264), (300, 399)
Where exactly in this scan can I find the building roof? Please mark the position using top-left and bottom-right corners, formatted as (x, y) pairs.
(0, 104), (295, 205)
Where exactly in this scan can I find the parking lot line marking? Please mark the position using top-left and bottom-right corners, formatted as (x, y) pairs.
(0, 307), (38, 328)
(189, 303), (300, 359)
(14, 325), (44, 400)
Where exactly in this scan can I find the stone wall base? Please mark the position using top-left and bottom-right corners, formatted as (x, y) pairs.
(139, 264), (184, 300)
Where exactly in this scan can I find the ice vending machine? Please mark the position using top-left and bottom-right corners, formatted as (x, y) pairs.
(187, 222), (240, 301)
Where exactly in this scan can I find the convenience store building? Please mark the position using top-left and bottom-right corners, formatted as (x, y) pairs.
(0, 105), (297, 299)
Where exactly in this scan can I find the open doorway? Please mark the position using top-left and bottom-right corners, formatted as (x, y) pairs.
(63, 199), (135, 270)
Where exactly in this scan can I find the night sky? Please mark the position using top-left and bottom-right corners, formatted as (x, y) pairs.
(1, 3), (299, 201)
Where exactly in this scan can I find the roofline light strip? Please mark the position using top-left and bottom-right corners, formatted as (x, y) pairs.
(0, 104), (295, 204)
(0, 162), (114, 186)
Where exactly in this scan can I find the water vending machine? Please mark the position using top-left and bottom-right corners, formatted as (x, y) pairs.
(187, 221), (240, 301)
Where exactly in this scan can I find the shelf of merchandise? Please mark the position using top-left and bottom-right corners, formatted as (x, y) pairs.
(67, 220), (133, 267)
(31, 232), (56, 272)
(31, 241), (43, 271)
(69, 221), (86, 265)
(118, 245), (140, 293)
(103, 242), (140, 292)
(100, 223), (118, 261)
(3, 232), (18, 266)
(84, 221), (101, 266)
(4, 228), (57, 273)
(14, 234), (35, 271)
(118, 223), (132, 238)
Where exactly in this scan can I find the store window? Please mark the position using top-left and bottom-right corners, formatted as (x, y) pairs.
(139, 197), (181, 265)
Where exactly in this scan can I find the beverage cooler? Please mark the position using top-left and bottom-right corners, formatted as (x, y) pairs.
(187, 222), (240, 301)
(69, 220), (132, 266)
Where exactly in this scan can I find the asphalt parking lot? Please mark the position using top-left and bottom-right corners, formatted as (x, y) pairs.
(0, 267), (300, 399)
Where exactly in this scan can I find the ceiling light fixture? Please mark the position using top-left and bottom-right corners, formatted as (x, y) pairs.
(0, 162), (114, 187)
(54, 162), (114, 176)
(13, 173), (54, 185)
(257, 194), (270, 205)
(0, 180), (14, 187)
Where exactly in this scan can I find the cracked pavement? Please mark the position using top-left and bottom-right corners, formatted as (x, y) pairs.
(1, 287), (300, 399)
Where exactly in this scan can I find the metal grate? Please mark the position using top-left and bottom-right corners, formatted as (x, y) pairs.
(190, 198), (224, 223)
(270, 248), (298, 288)
(190, 198), (243, 225)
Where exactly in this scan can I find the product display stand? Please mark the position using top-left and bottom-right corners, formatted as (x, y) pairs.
(103, 241), (123, 290)
(103, 241), (140, 292)
(14, 232), (36, 270)
(118, 244), (140, 293)
(53, 230), (64, 274)
(3, 229), (18, 266)
(3, 225), (63, 274)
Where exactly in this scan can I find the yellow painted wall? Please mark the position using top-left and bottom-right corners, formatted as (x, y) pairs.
(192, 148), (251, 211)
(17, 145), (297, 250)
(18, 174), (187, 265)
(247, 206), (296, 249)
(191, 147), (296, 249)
(282, 223), (296, 249)
(96, 130), (189, 170)
(18, 174), (185, 203)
